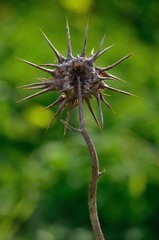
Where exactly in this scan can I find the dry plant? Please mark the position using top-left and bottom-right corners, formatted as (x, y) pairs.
(17, 20), (134, 240)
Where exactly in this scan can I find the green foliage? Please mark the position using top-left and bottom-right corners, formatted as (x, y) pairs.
(0, 0), (159, 239)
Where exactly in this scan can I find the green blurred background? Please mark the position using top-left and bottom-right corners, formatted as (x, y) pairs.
(0, 0), (159, 239)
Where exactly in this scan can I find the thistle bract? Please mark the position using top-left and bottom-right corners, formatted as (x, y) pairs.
(17, 21), (133, 131)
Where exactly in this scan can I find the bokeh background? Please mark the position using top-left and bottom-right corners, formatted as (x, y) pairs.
(0, 0), (159, 239)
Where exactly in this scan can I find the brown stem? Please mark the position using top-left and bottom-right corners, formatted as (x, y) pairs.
(77, 76), (105, 240)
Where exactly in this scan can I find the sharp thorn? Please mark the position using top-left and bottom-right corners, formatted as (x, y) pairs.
(98, 73), (126, 83)
(16, 87), (51, 103)
(96, 92), (104, 128)
(16, 57), (55, 75)
(104, 84), (135, 96)
(96, 44), (114, 59)
(16, 82), (47, 89)
(42, 95), (65, 111)
(63, 107), (72, 136)
(85, 98), (102, 132)
(95, 34), (106, 55)
(39, 28), (65, 63)
(106, 73), (126, 82)
(98, 34), (106, 52)
(101, 52), (135, 71)
(91, 44), (114, 62)
(66, 19), (73, 59)
(45, 99), (67, 132)
(80, 20), (89, 57)
(100, 93), (116, 114)
(88, 34), (106, 61)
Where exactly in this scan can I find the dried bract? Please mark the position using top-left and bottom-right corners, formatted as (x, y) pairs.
(17, 21), (134, 131)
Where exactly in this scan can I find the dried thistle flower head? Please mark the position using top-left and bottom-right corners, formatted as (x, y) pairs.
(17, 21), (134, 132)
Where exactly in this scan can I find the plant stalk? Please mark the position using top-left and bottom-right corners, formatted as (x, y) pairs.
(77, 76), (105, 240)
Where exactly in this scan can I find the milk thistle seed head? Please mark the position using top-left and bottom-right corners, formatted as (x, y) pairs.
(17, 20), (134, 131)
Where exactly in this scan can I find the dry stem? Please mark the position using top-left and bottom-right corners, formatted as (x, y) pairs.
(62, 76), (105, 240)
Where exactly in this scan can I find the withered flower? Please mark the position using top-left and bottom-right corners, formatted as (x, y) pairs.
(17, 21), (133, 131)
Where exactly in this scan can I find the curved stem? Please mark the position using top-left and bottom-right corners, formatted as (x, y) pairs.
(77, 77), (105, 240)
(83, 130), (105, 240)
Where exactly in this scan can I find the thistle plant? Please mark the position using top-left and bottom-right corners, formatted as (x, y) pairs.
(17, 21), (134, 240)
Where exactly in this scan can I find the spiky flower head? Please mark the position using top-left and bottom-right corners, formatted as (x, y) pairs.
(17, 21), (133, 132)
